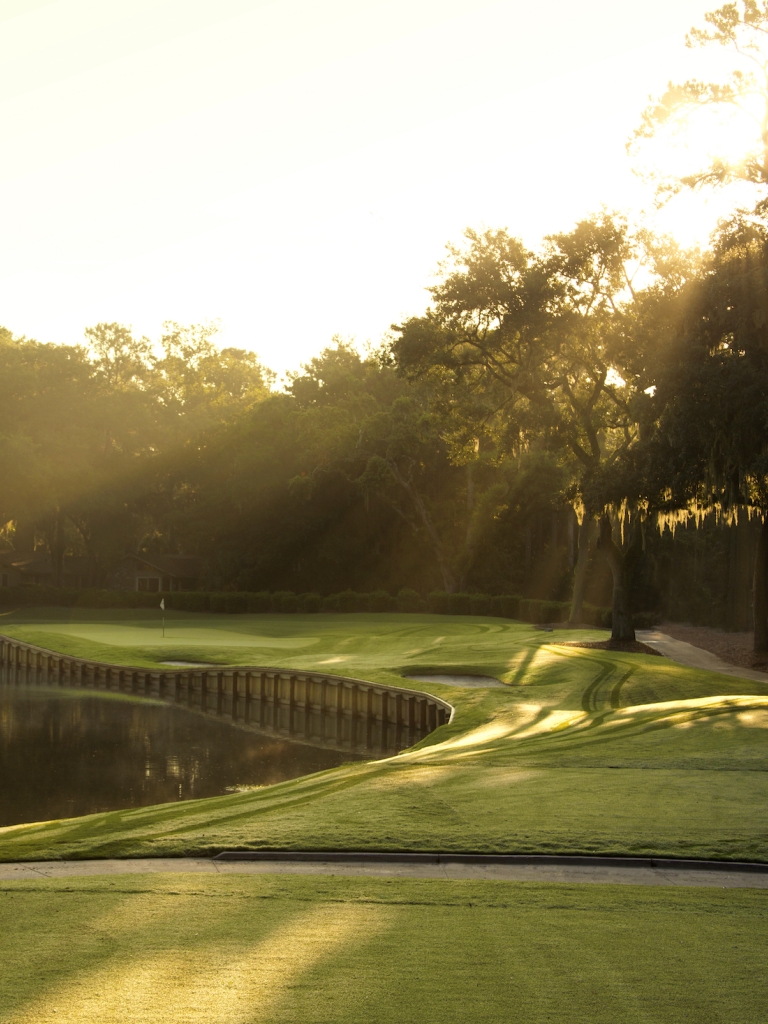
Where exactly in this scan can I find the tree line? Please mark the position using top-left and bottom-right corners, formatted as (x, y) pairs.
(2, 2), (768, 659)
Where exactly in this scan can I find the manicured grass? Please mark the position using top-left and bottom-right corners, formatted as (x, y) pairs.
(0, 607), (609, 679)
(1, 873), (766, 1024)
(1, 609), (768, 862)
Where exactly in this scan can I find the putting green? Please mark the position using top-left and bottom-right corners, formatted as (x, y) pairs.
(1, 609), (767, 863)
(0, 608), (585, 677)
(1, 874), (766, 1024)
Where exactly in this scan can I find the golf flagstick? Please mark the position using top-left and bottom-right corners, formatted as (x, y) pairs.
(160, 597), (165, 637)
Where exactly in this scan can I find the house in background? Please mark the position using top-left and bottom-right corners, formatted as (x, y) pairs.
(109, 554), (204, 592)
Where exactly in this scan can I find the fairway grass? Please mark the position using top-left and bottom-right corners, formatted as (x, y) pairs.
(0, 874), (765, 1024)
(1, 609), (768, 863)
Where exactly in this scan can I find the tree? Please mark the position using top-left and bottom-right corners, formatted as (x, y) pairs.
(288, 342), (486, 593)
(390, 215), (663, 639)
(0, 331), (107, 581)
(0, 320), (274, 586)
(152, 321), (273, 433)
(632, 1), (768, 198)
(648, 208), (768, 659)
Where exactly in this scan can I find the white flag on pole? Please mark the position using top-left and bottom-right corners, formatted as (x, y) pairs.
(160, 599), (165, 610)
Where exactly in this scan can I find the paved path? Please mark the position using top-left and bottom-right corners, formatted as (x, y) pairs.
(1, 855), (766, 888)
(636, 630), (768, 682)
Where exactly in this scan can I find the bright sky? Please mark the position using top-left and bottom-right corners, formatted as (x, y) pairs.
(0, 0), (754, 375)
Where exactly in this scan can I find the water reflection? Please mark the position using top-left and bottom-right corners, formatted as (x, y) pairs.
(0, 683), (361, 827)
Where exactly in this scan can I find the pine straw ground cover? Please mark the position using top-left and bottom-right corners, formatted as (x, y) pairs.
(0, 610), (767, 863)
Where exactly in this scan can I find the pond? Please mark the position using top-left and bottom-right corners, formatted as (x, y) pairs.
(0, 680), (362, 827)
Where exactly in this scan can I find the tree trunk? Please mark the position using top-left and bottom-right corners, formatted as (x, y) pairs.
(50, 508), (66, 587)
(726, 511), (754, 630)
(457, 463), (476, 591)
(597, 513), (635, 642)
(753, 514), (768, 660)
(466, 462), (475, 513)
(568, 515), (595, 625)
(388, 460), (457, 593)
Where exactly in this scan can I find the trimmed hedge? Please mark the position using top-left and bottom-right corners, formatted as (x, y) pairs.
(427, 592), (521, 619)
(0, 586), (166, 610)
(0, 583), (656, 628)
(395, 588), (424, 613)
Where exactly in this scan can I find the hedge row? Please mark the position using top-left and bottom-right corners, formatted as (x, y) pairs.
(0, 585), (421, 614)
(0, 586), (168, 610)
(0, 583), (655, 627)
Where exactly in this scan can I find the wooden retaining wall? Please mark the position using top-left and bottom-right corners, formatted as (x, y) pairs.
(0, 635), (454, 757)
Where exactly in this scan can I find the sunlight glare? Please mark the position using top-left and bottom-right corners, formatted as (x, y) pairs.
(18, 902), (388, 1024)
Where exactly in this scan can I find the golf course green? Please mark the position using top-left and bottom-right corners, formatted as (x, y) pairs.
(1, 608), (767, 863)
(1, 609), (767, 1022)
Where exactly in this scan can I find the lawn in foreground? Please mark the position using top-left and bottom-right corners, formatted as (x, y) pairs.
(1, 873), (765, 1024)
(1, 610), (768, 862)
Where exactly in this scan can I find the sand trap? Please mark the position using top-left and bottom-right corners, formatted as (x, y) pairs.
(405, 673), (505, 688)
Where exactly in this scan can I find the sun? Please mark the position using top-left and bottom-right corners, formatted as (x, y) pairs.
(665, 100), (763, 182)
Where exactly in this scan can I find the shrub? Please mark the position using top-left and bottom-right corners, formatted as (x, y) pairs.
(581, 603), (611, 628)
(272, 591), (298, 613)
(2, 586), (93, 609)
(0, 583), (626, 630)
(365, 590), (395, 612)
(322, 590), (361, 613)
(469, 594), (492, 617)
(396, 588), (422, 613)
(210, 592), (248, 614)
(170, 591), (209, 612)
(231, 592), (250, 614)
(491, 595), (520, 619)
(518, 598), (569, 623)
(74, 588), (129, 609)
(542, 600), (570, 623)
(451, 593), (471, 615)
(46, 587), (158, 610)
(0, 585), (217, 613)
(427, 590), (451, 614)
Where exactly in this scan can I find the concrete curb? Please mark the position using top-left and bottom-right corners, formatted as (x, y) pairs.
(214, 850), (768, 872)
(2, 854), (768, 887)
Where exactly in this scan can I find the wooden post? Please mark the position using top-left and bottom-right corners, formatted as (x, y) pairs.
(304, 676), (312, 741)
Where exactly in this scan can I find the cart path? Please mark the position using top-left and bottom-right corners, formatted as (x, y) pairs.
(1, 855), (766, 888)
(636, 629), (768, 682)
